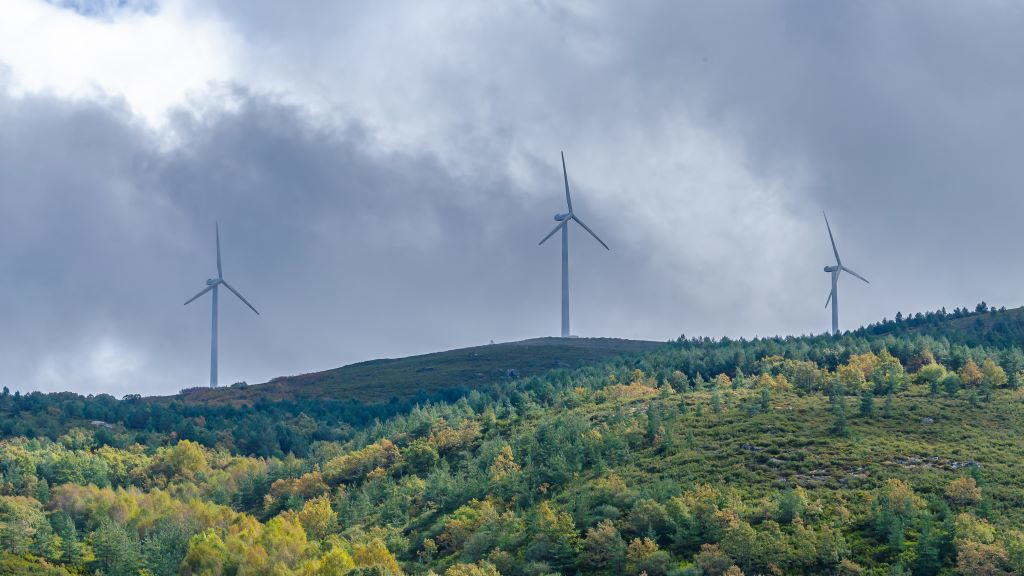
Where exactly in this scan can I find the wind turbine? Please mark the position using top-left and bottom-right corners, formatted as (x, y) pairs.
(184, 223), (259, 387)
(823, 212), (869, 335)
(539, 152), (610, 337)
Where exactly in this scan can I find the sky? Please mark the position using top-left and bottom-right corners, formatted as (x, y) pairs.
(2, 0), (1024, 396)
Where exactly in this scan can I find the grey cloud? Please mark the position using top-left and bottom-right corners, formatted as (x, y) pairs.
(0, 88), (650, 395)
(5, 1), (1024, 394)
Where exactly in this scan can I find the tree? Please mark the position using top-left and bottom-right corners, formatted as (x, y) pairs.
(180, 530), (227, 576)
(946, 477), (982, 508)
(91, 520), (141, 576)
(942, 372), (962, 397)
(956, 539), (1010, 576)
(759, 387), (771, 413)
(488, 444), (521, 500)
(527, 501), (581, 570)
(959, 359), (983, 389)
(307, 545), (356, 576)
(913, 515), (942, 576)
(859, 388), (874, 417)
(871, 479), (922, 558)
(883, 391), (894, 419)
(51, 511), (81, 566)
(351, 538), (403, 575)
(296, 496), (337, 541)
(871, 350), (905, 395)
(646, 402), (662, 442)
(916, 363), (946, 397)
(0, 495), (55, 558)
(777, 486), (804, 524)
(1000, 348), (1024, 389)
(979, 358), (1007, 401)
(404, 440), (439, 475)
(831, 395), (848, 437)
(141, 519), (193, 576)
(694, 543), (738, 576)
(626, 537), (671, 576)
(582, 519), (626, 571)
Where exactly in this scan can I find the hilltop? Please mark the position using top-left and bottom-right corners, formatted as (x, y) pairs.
(167, 305), (1024, 408)
(172, 337), (664, 406)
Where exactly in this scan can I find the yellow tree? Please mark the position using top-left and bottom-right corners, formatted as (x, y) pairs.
(352, 538), (404, 575)
(180, 531), (228, 576)
(959, 359), (983, 388)
(946, 477), (982, 508)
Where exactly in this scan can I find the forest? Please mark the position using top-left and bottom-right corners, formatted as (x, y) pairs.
(3, 304), (1024, 575)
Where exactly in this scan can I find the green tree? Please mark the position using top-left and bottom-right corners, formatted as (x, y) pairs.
(859, 388), (874, 417)
(526, 501), (581, 570)
(777, 486), (804, 524)
(831, 395), (848, 437)
(916, 363), (946, 397)
(582, 519), (626, 572)
(913, 515), (942, 576)
(759, 387), (771, 413)
(979, 358), (1007, 401)
(91, 520), (141, 576)
(942, 372), (962, 397)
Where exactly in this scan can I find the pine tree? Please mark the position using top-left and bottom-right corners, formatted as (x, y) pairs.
(860, 388), (874, 418)
(831, 396), (848, 437)
(759, 387), (771, 413)
(913, 515), (942, 576)
(646, 402), (661, 443)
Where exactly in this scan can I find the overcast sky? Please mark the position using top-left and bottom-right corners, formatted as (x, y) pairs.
(2, 0), (1023, 396)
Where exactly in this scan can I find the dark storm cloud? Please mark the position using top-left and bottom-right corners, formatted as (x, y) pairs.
(4, 1), (1024, 395)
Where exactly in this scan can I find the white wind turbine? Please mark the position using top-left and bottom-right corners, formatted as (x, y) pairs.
(823, 212), (869, 335)
(184, 223), (260, 387)
(539, 152), (610, 337)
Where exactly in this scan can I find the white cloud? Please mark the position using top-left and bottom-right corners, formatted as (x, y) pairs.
(0, 0), (238, 125)
(35, 336), (149, 396)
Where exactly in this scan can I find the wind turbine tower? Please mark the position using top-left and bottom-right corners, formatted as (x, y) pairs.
(539, 152), (610, 337)
(184, 223), (260, 387)
(823, 212), (869, 335)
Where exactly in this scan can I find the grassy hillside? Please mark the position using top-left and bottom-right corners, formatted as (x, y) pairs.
(174, 337), (664, 406)
(5, 305), (1024, 575)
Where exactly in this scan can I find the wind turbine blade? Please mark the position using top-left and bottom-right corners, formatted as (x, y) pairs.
(216, 222), (223, 279)
(184, 284), (216, 306)
(823, 211), (841, 266)
(825, 290), (833, 309)
(571, 215), (610, 250)
(222, 281), (260, 315)
(561, 151), (573, 213)
(538, 221), (566, 246)
(841, 266), (870, 284)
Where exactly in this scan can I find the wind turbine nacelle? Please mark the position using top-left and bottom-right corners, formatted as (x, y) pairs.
(554, 213), (570, 221)
(824, 265), (839, 273)
(206, 278), (220, 286)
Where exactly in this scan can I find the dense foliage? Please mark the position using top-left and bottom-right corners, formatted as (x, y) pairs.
(3, 304), (1024, 575)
